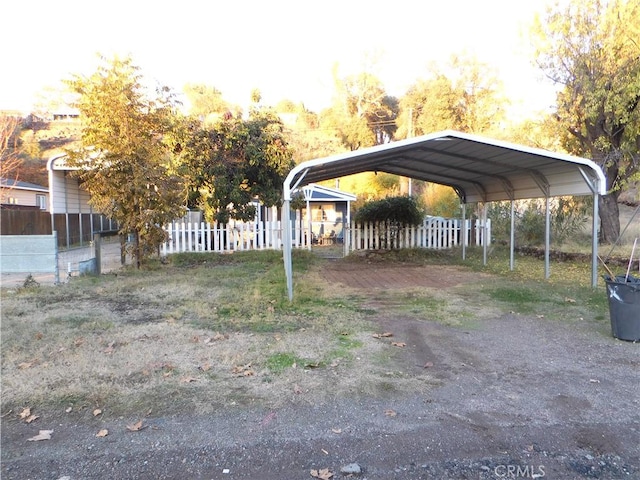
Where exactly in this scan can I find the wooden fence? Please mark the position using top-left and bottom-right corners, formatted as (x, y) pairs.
(0, 209), (118, 247)
(161, 217), (490, 255)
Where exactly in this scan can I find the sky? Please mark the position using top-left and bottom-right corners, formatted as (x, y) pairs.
(2, 0), (559, 120)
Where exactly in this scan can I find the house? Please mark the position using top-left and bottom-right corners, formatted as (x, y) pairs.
(0, 178), (49, 210)
(293, 183), (357, 244)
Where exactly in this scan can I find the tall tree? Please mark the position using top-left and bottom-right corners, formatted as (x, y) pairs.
(321, 68), (398, 150)
(397, 54), (506, 138)
(173, 108), (295, 223)
(532, 0), (640, 243)
(183, 83), (231, 121)
(66, 55), (186, 267)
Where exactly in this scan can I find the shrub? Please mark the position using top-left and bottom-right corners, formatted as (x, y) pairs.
(354, 195), (424, 226)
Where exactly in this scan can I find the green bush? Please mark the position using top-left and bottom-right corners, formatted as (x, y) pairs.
(354, 195), (424, 226)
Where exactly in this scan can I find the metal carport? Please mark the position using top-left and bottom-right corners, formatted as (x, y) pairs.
(282, 130), (606, 300)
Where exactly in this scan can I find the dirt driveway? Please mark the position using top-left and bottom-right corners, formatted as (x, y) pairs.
(2, 261), (639, 479)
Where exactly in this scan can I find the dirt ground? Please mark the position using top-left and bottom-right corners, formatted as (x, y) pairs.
(2, 261), (639, 479)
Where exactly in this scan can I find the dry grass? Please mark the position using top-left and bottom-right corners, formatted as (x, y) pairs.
(1, 247), (611, 420)
(0, 250), (437, 419)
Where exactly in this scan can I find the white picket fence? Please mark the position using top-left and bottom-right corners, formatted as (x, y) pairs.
(161, 217), (490, 255)
(348, 217), (490, 251)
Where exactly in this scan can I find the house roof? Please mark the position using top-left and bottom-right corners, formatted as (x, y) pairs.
(284, 130), (606, 204)
(0, 178), (48, 192)
(299, 183), (357, 202)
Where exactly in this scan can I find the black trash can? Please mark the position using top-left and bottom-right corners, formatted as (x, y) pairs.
(604, 275), (640, 341)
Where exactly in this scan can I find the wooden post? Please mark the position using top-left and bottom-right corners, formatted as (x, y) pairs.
(93, 233), (102, 275)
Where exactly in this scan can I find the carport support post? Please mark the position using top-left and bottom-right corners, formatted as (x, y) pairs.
(510, 200), (515, 271)
(545, 197), (551, 279)
(591, 193), (599, 287)
(282, 199), (294, 301)
(482, 203), (488, 266)
(461, 203), (466, 261)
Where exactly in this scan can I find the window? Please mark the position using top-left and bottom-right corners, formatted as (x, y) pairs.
(36, 194), (47, 210)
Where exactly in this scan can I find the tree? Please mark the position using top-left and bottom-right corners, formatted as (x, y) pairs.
(532, 0), (640, 243)
(173, 108), (295, 223)
(0, 115), (23, 189)
(65, 55), (186, 267)
(321, 68), (398, 150)
(397, 54), (507, 138)
(183, 83), (232, 122)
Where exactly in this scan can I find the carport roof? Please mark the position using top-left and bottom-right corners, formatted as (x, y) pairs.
(284, 130), (606, 203)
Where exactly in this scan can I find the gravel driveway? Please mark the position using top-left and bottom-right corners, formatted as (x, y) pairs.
(2, 262), (638, 479)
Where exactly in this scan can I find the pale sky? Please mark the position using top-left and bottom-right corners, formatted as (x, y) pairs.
(2, 0), (558, 120)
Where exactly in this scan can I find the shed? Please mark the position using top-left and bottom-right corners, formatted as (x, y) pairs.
(282, 130), (606, 300)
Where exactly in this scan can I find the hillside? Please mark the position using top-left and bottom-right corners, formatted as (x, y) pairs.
(17, 119), (81, 187)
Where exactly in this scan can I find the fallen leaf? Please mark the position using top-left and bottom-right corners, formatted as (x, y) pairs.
(589, 378), (600, 383)
(18, 407), (31, 419)
(204, 332), (227, 344)
(18, 362), (33, 369)
(93, 408), (102, 417)
(423, 362), (434, 368)
(391, 342), (407, 348)
(74, 337), (85, 347)
(104, 342), (115, 354)
(25, 415), (39, 424)
(126, 420), (146, 432)
(96, 429), (109, 437)
(373, 332), (393, 338)
(232, 363), (254, 376)
(199, 363), (211, 372)
(34, 332), (44, 340)
(180, 376), (198, 383)
(293, 384), (303, 394)
(565, 297), (576, 303)
(384, 409), (397, 417)
(65, 407), (72, 413)
(331, 428), (342, 434)
(192, 335), (200, 343)
(310, 468), (333, 479)
(321, 448), (329, 455)
(536, 315), (545, 319)
(27, 430), (53, 441)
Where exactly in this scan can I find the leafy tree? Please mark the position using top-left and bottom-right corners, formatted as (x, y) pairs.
(173, 108), (294, 223)
(532, 0), (640, 243)
(183, 83), (232, 122)
(65, 55), (186, 267)
(397, 54), (506, 138)
(321, 68), (398, 150)
(421, 184), (461, 218)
